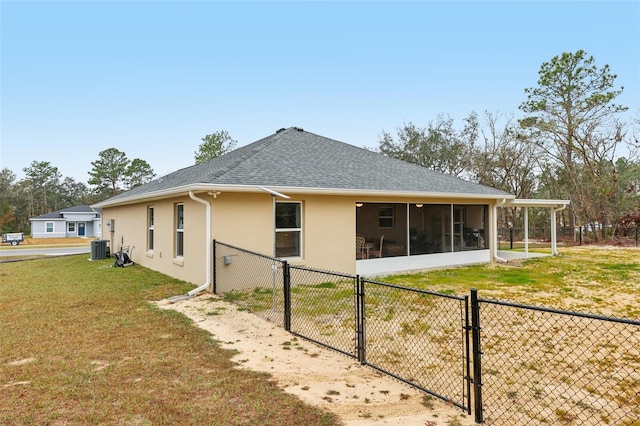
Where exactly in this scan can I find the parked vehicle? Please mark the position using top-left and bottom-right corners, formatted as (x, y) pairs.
(2, 232), (25, 246)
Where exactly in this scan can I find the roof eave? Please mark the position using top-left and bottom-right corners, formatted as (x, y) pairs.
(92, 184), (216, 208)
(92, 183), (515, 208)
(505, 198), (571, 208)
(269, 186), (515, 201)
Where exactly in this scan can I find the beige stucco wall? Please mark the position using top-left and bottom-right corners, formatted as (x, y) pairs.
(102, 191), (500, 288)
(102, 192), (360, 286)
(210, 192), (355, 274)
(102, 196), (208, 286)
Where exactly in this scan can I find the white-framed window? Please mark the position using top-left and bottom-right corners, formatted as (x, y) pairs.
(378, 206), (395, 229)
(275, 201), (301, 258)
(46, 222), (54, 233)
(175, 204), (184, 257)
(67, 222), (76, 233)
(148, 206), (154, 251)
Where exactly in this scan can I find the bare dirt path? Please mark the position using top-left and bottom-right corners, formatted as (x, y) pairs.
(156, 294), (475, 426)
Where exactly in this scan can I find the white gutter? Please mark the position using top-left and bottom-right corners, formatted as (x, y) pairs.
(258, 186), (291, 199)
(551, 204), (568, 256)
(554, 204), (568, 213)
(167, 191), (212, 303)
(187, 191), (212, 296)
(93, 183), (514, 208)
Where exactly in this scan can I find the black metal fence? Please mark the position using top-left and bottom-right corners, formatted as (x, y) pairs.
(213, 240), (471, 412)
(475, 296), (640, 425)
(361, 279), (470, 411)
(212, 240), (640, 425)
(288, 264), (359, 359)
(212, 241), (286, 327)
(498, 226), (640, 248)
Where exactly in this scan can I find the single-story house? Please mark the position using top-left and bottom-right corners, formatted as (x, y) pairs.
(93, 127), (568, 291)
(30, 205), (102, 239)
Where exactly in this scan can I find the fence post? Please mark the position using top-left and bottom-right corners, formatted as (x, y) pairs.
(636, 226), (638, 247)
(283, 260), (291, 332)
(465, 295), (472, 415)
(470, 288), (483, 424)
(509, 227), (513, 249)
(212, 239), (217, 294)
(579, 226), (583, 246)
(356, 276), (366, 364)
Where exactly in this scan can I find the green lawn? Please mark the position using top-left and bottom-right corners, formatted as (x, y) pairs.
(382, 246), (640, 318)
(225, 246), (640, 320)
(3, 247), (638, 425)
(0, 256), (340, 426)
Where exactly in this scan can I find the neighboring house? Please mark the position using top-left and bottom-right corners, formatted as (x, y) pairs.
(93, 127), (568, 288)
(30, 205), (102, 239)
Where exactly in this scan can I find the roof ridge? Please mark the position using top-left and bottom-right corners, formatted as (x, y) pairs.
(151, 129), (285, 183)
(95, 127), (513, 207)
(201, 129), (286, 181)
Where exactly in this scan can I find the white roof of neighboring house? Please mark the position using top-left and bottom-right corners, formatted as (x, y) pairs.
(30, 205), (101, 221)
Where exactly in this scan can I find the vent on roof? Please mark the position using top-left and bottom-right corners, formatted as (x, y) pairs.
(293, 127), (304, 132)
(276, 128), (286, 133)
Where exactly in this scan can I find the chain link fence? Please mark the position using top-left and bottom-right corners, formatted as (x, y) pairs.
(212, 240), (639, 424)
(213, 241), (286, 327)
(498, 226), (640, 248)
(288, 265), (359, 358)
(213, 240), (471, 412)
(476, 298), (640, 425)
(362, 279), (470, 410)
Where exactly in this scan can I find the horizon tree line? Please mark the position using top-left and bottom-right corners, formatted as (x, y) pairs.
(2, 51), (639, 241)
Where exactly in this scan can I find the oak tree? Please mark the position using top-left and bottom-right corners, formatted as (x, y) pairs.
(194, 131), (237, 165)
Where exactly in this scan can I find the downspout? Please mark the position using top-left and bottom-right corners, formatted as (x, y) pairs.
(494, 199), (508, 263)
(167, 191), (212, 303)
(551, 204), (567, 256)
(187, 191), (212, 295)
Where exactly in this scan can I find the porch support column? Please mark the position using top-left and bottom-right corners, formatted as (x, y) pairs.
(524, 207), (529, 258)
(450, 204), (455, 253)
(493, 200), (508, 264)
(406, 203), (411, 256)
(491, 203), (498, 265)
(550, 207), (557, 256)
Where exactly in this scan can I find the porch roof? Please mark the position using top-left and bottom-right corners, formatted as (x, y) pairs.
(503, 199), (570, 209)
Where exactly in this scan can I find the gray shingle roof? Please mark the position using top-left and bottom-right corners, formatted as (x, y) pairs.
(99, 127), (511, 204)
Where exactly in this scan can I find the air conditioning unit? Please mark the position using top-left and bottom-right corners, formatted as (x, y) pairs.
(91, 240), (110, 260)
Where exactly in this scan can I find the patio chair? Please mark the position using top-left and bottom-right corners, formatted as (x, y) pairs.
(369, 235), (384, 258)
(356, 235), (368, 259)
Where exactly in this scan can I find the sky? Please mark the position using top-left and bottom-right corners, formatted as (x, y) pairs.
(2, 1), (639, 184)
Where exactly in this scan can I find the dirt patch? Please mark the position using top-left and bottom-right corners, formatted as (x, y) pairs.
(156, 294), (474, 426)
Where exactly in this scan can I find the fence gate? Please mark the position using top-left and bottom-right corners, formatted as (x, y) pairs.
(212, 240), (471, 415)
(361, 279), (471, 413)
(287, 265), (359, 358)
